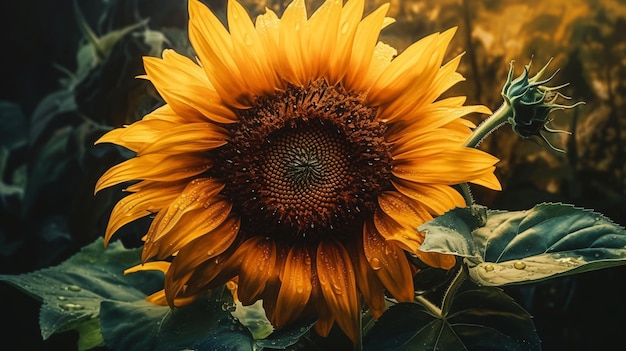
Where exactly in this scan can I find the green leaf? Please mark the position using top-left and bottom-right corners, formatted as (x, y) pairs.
(419, 203), (626, 286)
(75, 318), (105, 351)
(232, 300), (274, 340)
(0, 238), (162, 340)
(100, 288), (256, 351)
(255, 316), (315, 350)
(363, 285), (539, 351)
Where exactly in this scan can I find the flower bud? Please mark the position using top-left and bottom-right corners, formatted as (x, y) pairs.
(502, 59), (583, 152)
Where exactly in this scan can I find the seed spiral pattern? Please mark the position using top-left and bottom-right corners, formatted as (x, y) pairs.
(260, 123), (351, 230)
(213, 79), (393, 241)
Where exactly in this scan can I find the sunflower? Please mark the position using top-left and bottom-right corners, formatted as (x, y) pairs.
(95, 0), (501, 343)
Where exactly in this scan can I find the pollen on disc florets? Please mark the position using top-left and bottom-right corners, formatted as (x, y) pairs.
(212, 79), (393, 241)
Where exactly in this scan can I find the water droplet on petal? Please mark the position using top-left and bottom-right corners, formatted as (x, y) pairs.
(484, 264), (494, 272)
(243, 33), (253, 46)
(370, 257), (382, 271)
(332, 283), (342, 295)
(340, 21), (350, 34)
(513, 261), (526, 270)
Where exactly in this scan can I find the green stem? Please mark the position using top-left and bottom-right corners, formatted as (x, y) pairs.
(458, 103), (512, 205)
(414, 295), (443, 318)
(464, 103), (512, 148)
(441, 267), (467, 316)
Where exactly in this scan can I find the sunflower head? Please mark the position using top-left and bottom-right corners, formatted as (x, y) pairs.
(95, 0), (500, 343)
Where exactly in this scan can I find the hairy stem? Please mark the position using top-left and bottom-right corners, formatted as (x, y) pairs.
(465, 103), (511, 148)
(441, 267), (467, 316)
(415, 295), (443, 317)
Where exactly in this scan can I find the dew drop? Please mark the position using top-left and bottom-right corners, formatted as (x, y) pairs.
(243, 33), (253, 46)
(57, 296), (67, 301)
(340, 21), (350, 34)
(483, 264), (495, 272)
(59, 303), (84, 312)
(65, 285), (81, 292)
(513, 261), (526, 270)
(370, 257), (382, 271)
(296, 285), (304, 294)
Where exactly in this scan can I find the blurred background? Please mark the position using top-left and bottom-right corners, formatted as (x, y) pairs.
(1, 0), (625, 349)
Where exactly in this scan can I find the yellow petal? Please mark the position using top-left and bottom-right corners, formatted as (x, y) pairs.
(272, 246), (313, 328)
(353, 236), (386, 318)
(142, 178), (227, 258)
(392, 180), (466, 215)
(124, 261), (170, 275)
(372, 209), (422, 253)
(104, 181), (186, 245)
(307, 0), (341, 79)
(237, 238), (276, 305)
(94, 154), (211, 193)
(143, 51), (237, 123)
(228, 0), (278, 96)
(363, 221), (414, 302)
(187, 0), (250, 108)
(169, 216), (240, 281)
(378, 191), (432, 229)
(137, 122), (228, 156)
(366, 31), (442, 106)
(316, 239), (359, 344)
(278, 0), (309, 85)
(326, 0), (364, 84)
(343, 2), (390, 92)
(392, 148), (500, 188)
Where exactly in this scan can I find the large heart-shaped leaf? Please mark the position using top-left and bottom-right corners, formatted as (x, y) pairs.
(419, 203), (626, 286)
(101, 294), (255, 351)
(0, 238), (161, 344)
(364, 285), (539, 351)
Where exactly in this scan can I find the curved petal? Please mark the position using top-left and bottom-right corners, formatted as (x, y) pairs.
(94, 154), (211, 193)
(373, 30), (459, 117)
(168, 216), (240, 280)
(228, 0), (278, 96)
(343, 2), (390, 92)
(136, 122), (228, 156)
(143, 50), (238, 123)
(175, 238), (266, 302)
(353, 234), (386, 318)
(307, 0), (341, 79)
(278, 0), (309, 85)
(378, 191), (431, 229)
(95, 119), (177, 152)
(392, 148), (501, 189)
(104, 180), (187, 245)
(188, 0), (250, 108)
(326, 0), (364, 84)
(141, 178), (226, 259)
(373, 209), (422, 253)
(316, 239), (359, 343)
(392, 179), (466, 215)
(363, 221), (414, 302)
(237, 237), (277, 305)
(272, 246), (313, 328)
(144, 199), (231, 260)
